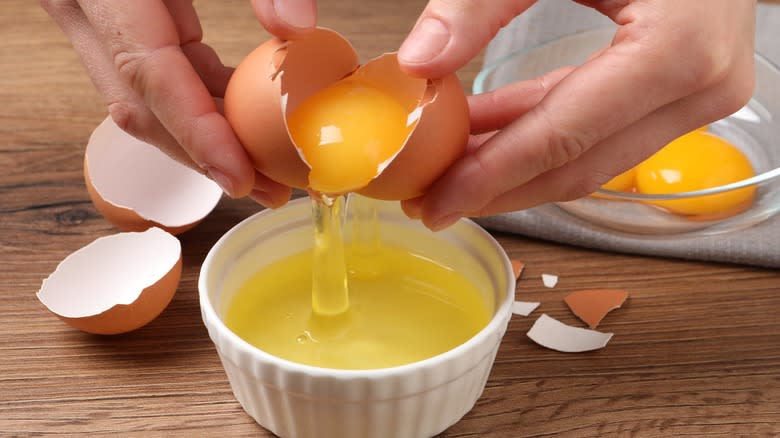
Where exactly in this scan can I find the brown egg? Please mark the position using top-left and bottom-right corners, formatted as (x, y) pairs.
(224, 28), (469, 201)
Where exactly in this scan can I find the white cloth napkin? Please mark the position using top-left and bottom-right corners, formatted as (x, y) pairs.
(476, 0), (780, 268)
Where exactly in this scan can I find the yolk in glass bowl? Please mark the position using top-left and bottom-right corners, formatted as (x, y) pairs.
(635, 131), (756, 217)
(597, 130), (757, 218)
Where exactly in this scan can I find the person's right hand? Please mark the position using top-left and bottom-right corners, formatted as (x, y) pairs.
(41, 0), (316, 208)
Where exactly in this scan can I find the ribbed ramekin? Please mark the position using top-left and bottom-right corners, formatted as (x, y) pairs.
(199, 198), (515, 438)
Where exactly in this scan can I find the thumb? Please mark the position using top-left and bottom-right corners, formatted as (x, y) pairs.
(249, 0), (317, 40)
(398, 0), (534, 78)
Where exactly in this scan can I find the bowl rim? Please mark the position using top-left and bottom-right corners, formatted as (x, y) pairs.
(198, 197), (516, 379)
(473, 26), (780, 201)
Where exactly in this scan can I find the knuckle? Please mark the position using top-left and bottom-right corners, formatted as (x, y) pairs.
(674, 33), (736, 91)
(112, 48), (147, 93)
(536, 109), (589, 172)
(112, 44), (178, 96)
(720, 60), (755, 116)
(472, 151), (504, 201)
(687, 51), (730, 90)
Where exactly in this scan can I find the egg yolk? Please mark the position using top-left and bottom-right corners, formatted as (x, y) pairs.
(287, 79), (415, 194)
(635, 131), (756, 217)
(600, 168), (637, 193)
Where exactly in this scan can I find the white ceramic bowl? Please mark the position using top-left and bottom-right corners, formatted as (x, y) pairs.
(199, 198), (515, 438)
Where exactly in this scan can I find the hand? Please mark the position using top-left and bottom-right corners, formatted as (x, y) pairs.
(398, 0), (757, 230)
(41, 0), (316, 207)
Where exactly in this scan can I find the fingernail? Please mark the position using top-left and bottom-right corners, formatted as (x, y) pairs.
(273, 0), (315, 29)
(250, 189), (274, 208)
(399, 17), (450, 64)
(430, 212), (462, 232)
(205, 167), (235, 197)
(405, 207), (422, 220)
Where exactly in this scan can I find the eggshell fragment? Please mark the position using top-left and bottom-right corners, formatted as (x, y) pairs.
(565, 289), (629, 329)
(542, 274), (558, 288)
(37, 227), (182, 335)
(512, 301), (540, 317)
(84, 116), (223, 235)
(527, 314), (613, 353)
(511, 259), (525, 280)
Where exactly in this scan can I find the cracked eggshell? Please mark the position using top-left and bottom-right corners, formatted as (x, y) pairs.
(225, 28), (359, 190)
(84, 116), (224, 235)
(565, 289), (629, 329)
(37, 227), (182, 335)
(224, 27), (469, 200)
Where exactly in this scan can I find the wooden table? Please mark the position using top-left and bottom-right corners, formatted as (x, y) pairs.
(2, 1), (779, 436)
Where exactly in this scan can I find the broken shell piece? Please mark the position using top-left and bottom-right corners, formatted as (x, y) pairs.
(37, 227), (182, 335)
(511, 259), (525, 280)
(565, 289), (629, 329)
(512, 301), (540, 317)
(541, 274), (558, 288)
(527, 314), (613, 353)
(84, 117), (224, 235)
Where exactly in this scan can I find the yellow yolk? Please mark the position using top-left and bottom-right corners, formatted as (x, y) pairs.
(635, 131), (756, 216)
(223, 244), (492, 370)
(287, 79), (415, 194)
(600, 168), (637, 192)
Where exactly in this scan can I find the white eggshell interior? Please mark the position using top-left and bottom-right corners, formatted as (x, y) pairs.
(541, 273), (558, 288)
(37, 227), (181, 318)
(86, 117), (223, 227)
(527, 314), (613, 353)
(511, 301), (540, 317)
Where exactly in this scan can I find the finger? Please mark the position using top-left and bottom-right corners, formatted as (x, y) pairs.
(77, 0), (255, 197)
(249, 170), (293, 208)
(41, 0), (198, 169)
(469, 66), (573, 134)
(398, 0), (535, 77)
(163, 0), (234, 97)
(249, 0), (316, 40)
(400, 132), (492, 220)
(418, 31), (720, 229)
(181, 43), (235, 97)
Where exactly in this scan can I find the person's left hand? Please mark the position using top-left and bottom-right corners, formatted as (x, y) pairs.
(398, 0), (756, 231)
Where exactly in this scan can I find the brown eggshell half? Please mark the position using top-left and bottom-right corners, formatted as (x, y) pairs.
(357, 63), (469, 200)
(37, 227), (182, 335)
(84, 116), (224, 235)
(225, 28), (360, 189)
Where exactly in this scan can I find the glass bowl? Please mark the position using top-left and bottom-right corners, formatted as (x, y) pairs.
(474, 28), (780, 236)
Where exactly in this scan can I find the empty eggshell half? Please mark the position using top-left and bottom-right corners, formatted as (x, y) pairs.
(84, 116), (224, 235)
(37, 227), (182, 335)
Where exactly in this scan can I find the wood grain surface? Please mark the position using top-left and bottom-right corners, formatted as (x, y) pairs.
(2, 1), (779, 436)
